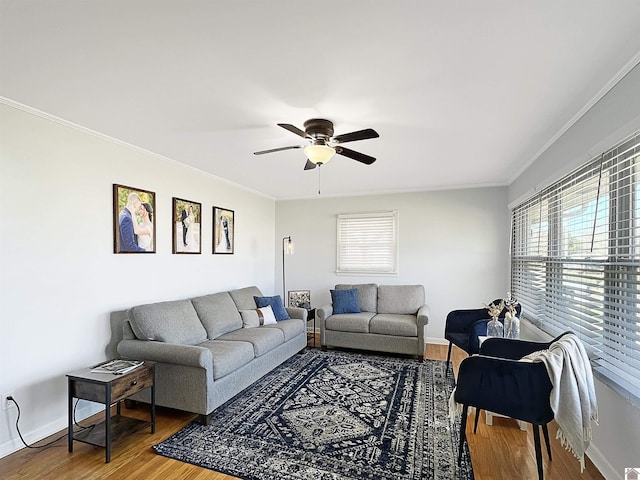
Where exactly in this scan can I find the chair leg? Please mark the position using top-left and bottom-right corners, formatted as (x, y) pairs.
(446, 342), (453, 373)
(542, 423), (552, 461)
(532, 424), (544, 480)
(458, 405), (469, 465)
(473, 408), (481, 433)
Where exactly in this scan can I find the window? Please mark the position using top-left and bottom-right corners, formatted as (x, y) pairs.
(511, 130), (640, 402)
(336, 211), (398, 275)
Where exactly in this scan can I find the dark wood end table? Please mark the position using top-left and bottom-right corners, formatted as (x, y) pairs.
(67, 361), (155, 463)
(307, 308), (316, 347)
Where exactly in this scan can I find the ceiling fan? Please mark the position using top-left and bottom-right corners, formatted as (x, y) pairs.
(253, 118), (379, 170)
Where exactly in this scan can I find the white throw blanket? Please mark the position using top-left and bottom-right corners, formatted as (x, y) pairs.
(522, 333), (598, 472)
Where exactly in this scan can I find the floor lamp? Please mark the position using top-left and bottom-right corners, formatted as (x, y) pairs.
(282, 236), (294, 306)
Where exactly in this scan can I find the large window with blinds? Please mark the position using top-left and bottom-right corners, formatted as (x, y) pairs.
(336, 211), (398, 274)
(511, 130), (640, 401)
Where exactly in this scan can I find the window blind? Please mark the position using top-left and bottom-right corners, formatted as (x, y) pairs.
(511, 130), (640, 399)
(336, 211), (398, 274)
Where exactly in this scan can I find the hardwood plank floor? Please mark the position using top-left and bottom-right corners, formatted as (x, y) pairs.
(0, 339), (604, 480)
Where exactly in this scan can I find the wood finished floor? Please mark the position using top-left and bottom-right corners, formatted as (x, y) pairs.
(0, 338), (605, 480)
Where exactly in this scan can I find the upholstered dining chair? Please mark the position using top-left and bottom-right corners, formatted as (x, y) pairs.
(454, 332), (572, 480)
(444, 299), (521, 372)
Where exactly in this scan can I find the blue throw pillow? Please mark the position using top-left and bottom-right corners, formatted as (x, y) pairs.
(254, 295), (290, 321)
(330, 288), (361, 314)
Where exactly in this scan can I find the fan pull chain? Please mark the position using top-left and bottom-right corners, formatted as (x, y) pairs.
(317, 164), (322, 195)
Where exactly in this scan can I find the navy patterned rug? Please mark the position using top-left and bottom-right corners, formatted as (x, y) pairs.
(154, 349), (474, 480)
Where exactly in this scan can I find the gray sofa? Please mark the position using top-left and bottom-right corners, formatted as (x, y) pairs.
(116, 286), (307, 424)
(317, 284), (429, 360)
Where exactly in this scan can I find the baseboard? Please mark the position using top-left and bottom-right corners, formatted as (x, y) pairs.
(586, 443), (616, 480)
(425, 336), (448, 346)
(0, 402), (102, 459)
(0, 416), (67, 459)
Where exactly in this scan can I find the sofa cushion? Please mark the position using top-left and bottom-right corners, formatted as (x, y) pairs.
(325, 312), (375, 333)
(240, 306), (277, 328)
(217, 327), (284, 357)
(377, 285), (425, 315)
(330, 288), (361, 314)
(130, 300), (207, 345)
(370, 314), (418, 337)
(336, 283), (378, 312)
(229, 286), (263, 310)
(191, 292), (243, 339)
(264, 318), (305, 342)
(254, 295), (290, 321)
(200, 340), (255, 380)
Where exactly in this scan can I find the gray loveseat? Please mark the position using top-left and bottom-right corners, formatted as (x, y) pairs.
(116, 286), (307, 424)
(317, 284), (429, 360)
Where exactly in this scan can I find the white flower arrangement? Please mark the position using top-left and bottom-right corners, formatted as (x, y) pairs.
(504, 292), (520, 319)
(483, 300), (505, 318)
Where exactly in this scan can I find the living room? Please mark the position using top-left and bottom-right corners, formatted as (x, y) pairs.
(1, 2), (639, 479)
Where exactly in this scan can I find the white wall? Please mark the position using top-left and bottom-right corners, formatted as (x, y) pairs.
(275, 187), (510, 345)
(509, 63), (640, 207)
(508, 64), (640, 479)
(0, 102), (276, 456)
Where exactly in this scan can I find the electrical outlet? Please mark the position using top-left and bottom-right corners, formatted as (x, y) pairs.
(2, 393), (15, 410)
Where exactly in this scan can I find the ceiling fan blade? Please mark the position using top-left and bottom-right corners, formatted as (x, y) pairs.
(304, 159), (317, 170)
(335, 146), (376, 165)
(332, 128), (379, 144)
(253, 145), (302, 155)
(278, 123), (309, 139)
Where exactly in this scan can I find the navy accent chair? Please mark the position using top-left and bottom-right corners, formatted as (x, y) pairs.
(444, 299), (521, 372)
(454, 332), (573, 480)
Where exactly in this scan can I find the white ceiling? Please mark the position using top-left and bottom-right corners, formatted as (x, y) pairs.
(2, 1), (640, 200)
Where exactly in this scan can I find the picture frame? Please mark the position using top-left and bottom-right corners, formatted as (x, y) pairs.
(288, 290), (311, 309)
(113, 184), (156, 253)
(213, 207), (234, 254)
(172, 197), (202, 254)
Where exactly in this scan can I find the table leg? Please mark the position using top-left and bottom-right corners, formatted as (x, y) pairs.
(105, 387), (111, 463)
(67, 379), (73, 453)
(150, 368), (156, 434)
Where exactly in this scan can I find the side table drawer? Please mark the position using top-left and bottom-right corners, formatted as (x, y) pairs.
(111, 366), (153, 402)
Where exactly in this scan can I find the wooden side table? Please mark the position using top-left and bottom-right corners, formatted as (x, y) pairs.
(67, 361), (155, 463)
(307, 308), (316, 347)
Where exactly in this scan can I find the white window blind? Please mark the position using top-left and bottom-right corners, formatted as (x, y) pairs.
(511, 130), (640, 401)
(337, 211), (398, 275)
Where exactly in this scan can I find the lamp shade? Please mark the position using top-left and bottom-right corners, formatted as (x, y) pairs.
(284, 237), (294, 255)
(304, 144), (336, 165)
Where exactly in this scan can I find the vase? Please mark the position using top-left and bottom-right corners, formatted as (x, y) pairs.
(504, 316), (520, 339)
(487, 317), (503, 337)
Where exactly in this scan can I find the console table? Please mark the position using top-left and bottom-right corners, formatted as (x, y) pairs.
(67, 361), (155, 463)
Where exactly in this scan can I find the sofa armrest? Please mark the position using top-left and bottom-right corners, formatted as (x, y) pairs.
(117, 339), (212, 370)
(285, 306), (308, 321)
(417, 304), (430, 326)
(316, 305), (333, 322)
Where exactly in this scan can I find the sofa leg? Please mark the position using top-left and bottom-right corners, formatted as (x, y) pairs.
(417, 355), (424, 362)
(321, 346), (327, 352)
(298, 347), (307, 354)
(197, 413), (211, 426)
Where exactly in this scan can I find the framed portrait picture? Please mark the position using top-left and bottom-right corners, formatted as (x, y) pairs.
(213, 207), (234, 254)
(172, 197), (202, 254)
(113, 184), (156, 253)
(288, 290), (311, 309)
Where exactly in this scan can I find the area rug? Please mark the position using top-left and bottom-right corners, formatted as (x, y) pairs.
(154, 349), (474, 480)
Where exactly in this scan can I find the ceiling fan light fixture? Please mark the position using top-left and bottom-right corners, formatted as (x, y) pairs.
(304, 143), (336, 165)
